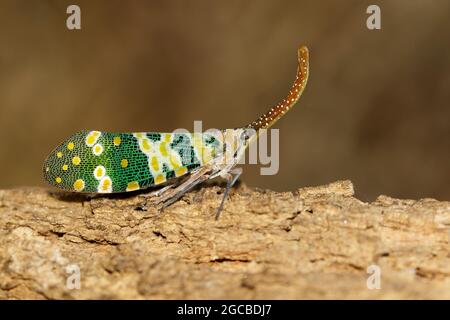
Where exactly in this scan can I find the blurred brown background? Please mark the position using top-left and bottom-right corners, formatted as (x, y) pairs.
(0, 0), (449, 201)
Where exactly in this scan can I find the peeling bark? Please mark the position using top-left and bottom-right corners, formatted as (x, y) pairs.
(0, 180), (449, 299)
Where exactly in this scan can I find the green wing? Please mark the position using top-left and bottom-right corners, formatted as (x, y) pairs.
(43, 130), (222, 193)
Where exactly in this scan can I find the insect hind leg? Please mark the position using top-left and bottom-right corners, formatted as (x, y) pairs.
(137, 183), (177, 211)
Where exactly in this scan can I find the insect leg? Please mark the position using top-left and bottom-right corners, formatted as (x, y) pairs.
(149, 184), (175, 197)
(153, 165), (213, 205)
(215, 167), (242, 220)
(136, 183), (177, 211)
(138, 184), (175, 202)
(159, 174), (210, 210)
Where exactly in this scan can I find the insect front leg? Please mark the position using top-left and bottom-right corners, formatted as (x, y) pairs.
(215, 167), (242, 220)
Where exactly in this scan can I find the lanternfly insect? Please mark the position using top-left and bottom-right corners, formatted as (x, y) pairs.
(43, 46), (309, 219)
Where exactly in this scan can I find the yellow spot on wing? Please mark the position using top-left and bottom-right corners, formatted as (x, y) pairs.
(73, 179), (85, 191)
(202, 146), (214, 163)
(98, 176), (112, 193)
(85, 131), (101, 147)
(160, 142), (168, 157)
(93, 143), (104, 156)
(55, 177), (62, 183)
(67, 142), (75, 150)
(141, 139), (152, 153)
(103, 179), (111, 189)
(134, 132), (145, 139)
(151, 156), (159, 171)
(86, 135), (96, 146)
(113, 136), (121, 146)
(72, 156), (81, 165)
(170, 153), (181, 169)
(121, 159), (128, 168)
(175, 167), (187, 177)
(62, 164), (68, 171)
(57, 152), (63, 158)
(126, 181), (140, 191)
(94, 165), (105, 180)
(155, 174), (166, 185)
(163, 134), (171, 142)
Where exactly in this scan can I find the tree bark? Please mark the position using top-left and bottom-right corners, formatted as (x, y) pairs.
(0, 180), (449, 299)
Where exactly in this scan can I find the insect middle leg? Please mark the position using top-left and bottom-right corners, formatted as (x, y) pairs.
(157, 174), (210, 210)
(152, 165), (214, 209)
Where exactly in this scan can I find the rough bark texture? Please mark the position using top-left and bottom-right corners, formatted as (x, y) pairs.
(0, 180), (449, 299)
